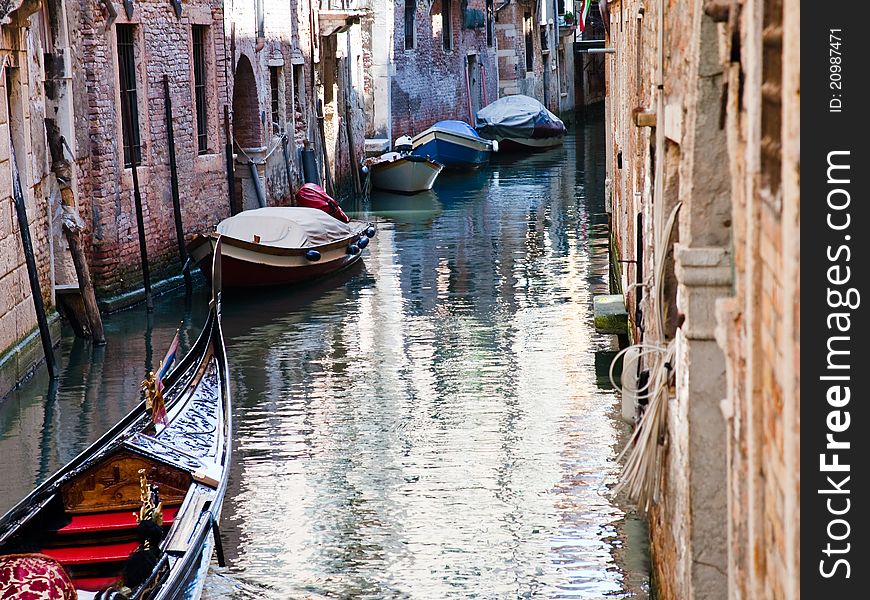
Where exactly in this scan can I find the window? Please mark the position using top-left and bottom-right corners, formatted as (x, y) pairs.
(761, 0), (783, 201)
(405, 1), (416, 50)
(192, 26), (208, 154)
(558, 0), (565, 15)
(524, 12), (534, 72)
(117, 25), (141, 167)
(270, 65), (283, 134)
(443, 0), (453, 50)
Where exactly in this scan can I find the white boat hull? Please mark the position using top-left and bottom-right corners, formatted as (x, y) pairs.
(370, 157), (443, 193)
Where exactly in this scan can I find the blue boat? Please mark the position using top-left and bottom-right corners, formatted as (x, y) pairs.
(410, 120), (496, 169)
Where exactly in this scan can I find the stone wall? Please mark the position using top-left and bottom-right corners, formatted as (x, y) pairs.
(604, 0), (799, 597)
(0, 2), (64, 395)
(714, 0), (800, 598)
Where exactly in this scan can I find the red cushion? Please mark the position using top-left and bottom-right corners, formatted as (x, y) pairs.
(0, 553), (77, 599)
(57, 507), (178, 535)
(40, 541), (139, 565)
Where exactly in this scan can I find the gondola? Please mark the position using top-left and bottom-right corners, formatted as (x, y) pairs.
(187, 207), (377, 288)
(0, 241), (231, 600)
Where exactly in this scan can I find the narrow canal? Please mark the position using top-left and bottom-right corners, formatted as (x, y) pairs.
(0, 108), (649, 598)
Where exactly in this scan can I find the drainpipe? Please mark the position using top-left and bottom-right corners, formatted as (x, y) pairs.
(255, 0), (265, 52)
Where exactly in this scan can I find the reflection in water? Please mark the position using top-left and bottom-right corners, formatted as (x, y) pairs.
(0, 108), (648, 599)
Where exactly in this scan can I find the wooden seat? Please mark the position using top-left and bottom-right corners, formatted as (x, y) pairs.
(40, 541), (138, 565)
(56, 507), (178, 536)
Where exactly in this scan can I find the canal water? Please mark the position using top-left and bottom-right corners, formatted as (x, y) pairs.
(0, 108), (649, 598)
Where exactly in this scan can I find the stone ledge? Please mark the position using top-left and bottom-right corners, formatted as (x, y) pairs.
(0, 311), (62, 401)
(674, 244), (732, 287)
(97, 273), (189, 315)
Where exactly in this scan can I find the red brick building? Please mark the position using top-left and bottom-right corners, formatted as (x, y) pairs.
(67, 0), (230, 298)
(390, 0), (499, 138)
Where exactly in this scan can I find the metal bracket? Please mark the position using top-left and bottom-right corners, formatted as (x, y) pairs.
(123, 0), (134, 19)
(169, 0), (181, 19)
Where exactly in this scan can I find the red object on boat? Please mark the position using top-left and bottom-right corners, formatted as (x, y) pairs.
(0, 554), (77, 599)
(57, 507), (179, 536)
(294, 183), (350, 223)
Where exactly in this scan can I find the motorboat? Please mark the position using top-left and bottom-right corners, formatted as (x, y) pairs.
(410, 120), (496, 169)
(364, 136), (443, 193)
(188, 207), (375, 288)
(475, 95), (566, 151)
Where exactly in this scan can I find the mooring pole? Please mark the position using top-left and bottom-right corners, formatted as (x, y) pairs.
(122, 88), (153, 311)
(224, 105), (238, 215)
(10, 147), (57, 379)
(163, 75), (191, 292)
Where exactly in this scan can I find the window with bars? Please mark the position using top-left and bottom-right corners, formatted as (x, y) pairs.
(405, 1), (416, 50)
(117, 25), (141, 167)
(192, 26), (209, 154)
(270, 65), (283, 134)
(443, 0), (453, 50)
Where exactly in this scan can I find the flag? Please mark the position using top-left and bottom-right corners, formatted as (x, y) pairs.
(578, 0), (592, 33)
(153, 329), (180, 426)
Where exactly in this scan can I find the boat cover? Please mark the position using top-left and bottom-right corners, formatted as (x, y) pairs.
(294, 183), (350, 222)
(475, 95), (566, 139)
(429, 120), (482, 139)
(217, 207), (358, 249)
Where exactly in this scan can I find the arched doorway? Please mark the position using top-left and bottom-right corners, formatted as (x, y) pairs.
(233, 55), (261, 149)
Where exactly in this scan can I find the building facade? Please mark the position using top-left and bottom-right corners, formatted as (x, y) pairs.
(603, 0), (799, 598)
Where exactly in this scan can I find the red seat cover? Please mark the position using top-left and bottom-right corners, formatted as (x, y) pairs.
(40, 541), (139, 565)
(294, 183), (350, 223)
(58, 507), (178, 535)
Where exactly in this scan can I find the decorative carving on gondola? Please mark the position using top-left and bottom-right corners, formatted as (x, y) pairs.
(137, 468), (164, 531)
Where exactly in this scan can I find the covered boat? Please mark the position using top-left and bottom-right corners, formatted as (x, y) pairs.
(0, 247), (231, 600)
(410, 120), (496, 169)
(188, 207), (376, 288)
(364, 137), (443, 193)
(475, 95), (566, 151)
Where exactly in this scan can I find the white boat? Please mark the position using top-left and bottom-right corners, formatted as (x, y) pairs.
(367, 152), (443, 193)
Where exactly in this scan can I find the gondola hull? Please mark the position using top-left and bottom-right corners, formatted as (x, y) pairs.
(0, 303), (231, 600)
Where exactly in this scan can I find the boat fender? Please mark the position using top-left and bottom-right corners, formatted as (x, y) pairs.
(492, 140), (499, 153)
(365, 226), (377, 238)
(357, 236), (369, 249)
(361, 165), (370, 175)
(305, 249), (322, 262)
(347, 243), (361, 255)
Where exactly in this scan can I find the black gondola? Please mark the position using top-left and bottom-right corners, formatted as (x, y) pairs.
(0, 240), (231, 600)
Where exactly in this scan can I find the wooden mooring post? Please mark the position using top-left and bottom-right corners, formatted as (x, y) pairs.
(122, 87), (153, 311)
(10, 147), (57, 379)
(163, 75), (192, 292)
(224, 105), (238, 215)
(62, 199), (105, 345)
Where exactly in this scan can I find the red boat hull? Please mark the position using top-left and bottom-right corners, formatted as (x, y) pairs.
(198, 251), (363, 288)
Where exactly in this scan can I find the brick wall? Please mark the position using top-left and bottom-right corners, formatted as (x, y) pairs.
(69, 0), (230, 298)
(392, 0), (498, 136)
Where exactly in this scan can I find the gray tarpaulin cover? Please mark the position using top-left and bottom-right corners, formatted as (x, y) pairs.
(475, 95), (566, 139)
(217, 207), (357, 248)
